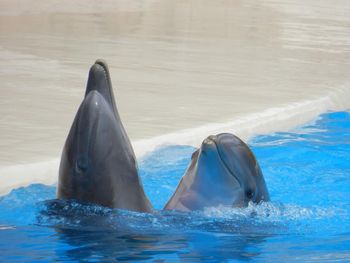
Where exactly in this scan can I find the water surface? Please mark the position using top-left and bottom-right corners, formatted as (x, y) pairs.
(0, 111), (349, 262)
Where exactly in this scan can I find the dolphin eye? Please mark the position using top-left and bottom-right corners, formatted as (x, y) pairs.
(76, 157), (88, 172)
(246, 189), (254, 198)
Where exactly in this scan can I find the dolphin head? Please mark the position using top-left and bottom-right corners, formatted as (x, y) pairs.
(58, 90), (137, 207)
(164, 133), (269, 211)
(196, 133), (269, 207)
(58, 60), (151, 211)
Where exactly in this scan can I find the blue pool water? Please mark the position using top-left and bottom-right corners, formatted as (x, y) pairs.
(0, 111), (350, 262)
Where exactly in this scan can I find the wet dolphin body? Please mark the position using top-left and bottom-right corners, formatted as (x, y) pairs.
(57, 60), (152, 212)
(164, 133), (269, 211)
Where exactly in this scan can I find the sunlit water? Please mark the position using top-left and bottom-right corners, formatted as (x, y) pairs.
(0, 111), (349, 262)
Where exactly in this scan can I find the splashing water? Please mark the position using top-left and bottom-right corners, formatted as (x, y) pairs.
(0, 111), (350, 262)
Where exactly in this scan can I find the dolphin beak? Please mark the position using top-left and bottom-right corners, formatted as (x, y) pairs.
(85, 61), (117, 116)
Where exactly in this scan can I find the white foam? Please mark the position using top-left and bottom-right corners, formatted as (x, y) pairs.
(0, 85), (349, 196)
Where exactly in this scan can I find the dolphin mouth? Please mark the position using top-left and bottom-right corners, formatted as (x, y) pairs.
(205, 136), (243, 187)
(94, 61), (110, 89)
(85, 60), (117, 117)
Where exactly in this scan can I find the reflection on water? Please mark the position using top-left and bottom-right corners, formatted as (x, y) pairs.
(56, 228), (268, 262)
(36, 200), (277, 261)
(0, 0), (349, 165)
(0, 224), (270, 262)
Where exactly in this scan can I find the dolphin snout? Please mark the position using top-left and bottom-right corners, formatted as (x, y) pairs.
(202, 135), (217, 145)
(203, 138), (214, 145)
(201, 135), (219, 157)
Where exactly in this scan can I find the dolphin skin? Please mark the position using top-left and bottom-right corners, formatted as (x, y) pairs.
(164, 133), (269, 211)
(57, 60), (152, 212)
(58, 61), (269, 214)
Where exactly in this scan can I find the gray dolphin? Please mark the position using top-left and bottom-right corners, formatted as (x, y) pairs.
(164, 133), (269, 211)
(57, 60), (152, 212)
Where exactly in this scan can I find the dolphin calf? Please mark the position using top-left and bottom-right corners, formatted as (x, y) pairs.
(57, 60), (152, 212)
(164, 133), (269, 211)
